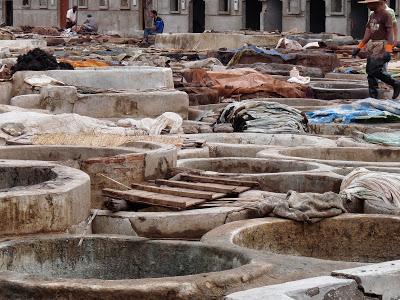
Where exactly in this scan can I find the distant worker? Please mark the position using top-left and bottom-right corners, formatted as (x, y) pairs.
(66, 5), (78, 29)
(79, 14), (98, 33)
(353, 0), (400, 99)
(143, 10), (164, 43)
(369, 0), (398, 45)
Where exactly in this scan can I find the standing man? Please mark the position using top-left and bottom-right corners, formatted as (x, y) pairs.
(66, 5), (78, 29)
(143, 10), (164, 43)
(353, 0), (400, 99)
(369, 0), (398, 45)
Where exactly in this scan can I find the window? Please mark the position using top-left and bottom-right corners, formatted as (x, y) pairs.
(99, 0), (108, 9)
(219, 0), (229, 13)
(170, 0), (179, 12)
(22, 0), (31, 7)
(78, 0), (88, 8)
(287, 0), (300, 15)
(331, 0), (344, 14)
(39, 0), (48, 8)
(120, 0), (130, 9)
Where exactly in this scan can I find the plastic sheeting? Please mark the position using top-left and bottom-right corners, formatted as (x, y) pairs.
(340, 168), (400, 215)
(183, 68), (307, 98)
(306, 98), (400, 124)
(218, 101), (308, 134)
(228, 45), (294, 67)
(362, 131), (400, 146)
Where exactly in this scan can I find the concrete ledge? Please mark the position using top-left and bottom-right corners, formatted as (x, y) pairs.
(332, 260), (400, 299)
(0, 39), (46, 50)
(155, 32), (281, 51)
(12, 67), (174, 96)
(74, 90), (189, 119)
(0, 160), (90, 236)
(225, 276), (362, 300)
(92, 207), (257, 239)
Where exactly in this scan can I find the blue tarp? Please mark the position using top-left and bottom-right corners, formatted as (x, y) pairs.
(228, 45), (294, 66)
(306, 98), (400, 124)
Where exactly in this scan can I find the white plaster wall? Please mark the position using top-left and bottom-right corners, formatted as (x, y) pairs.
(326, 16), (347, 34)
(205, 0), (243, 31)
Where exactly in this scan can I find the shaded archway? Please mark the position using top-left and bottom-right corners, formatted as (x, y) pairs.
(261, 0), (282, 32)
(59, 0), (69, 28)
(350, 0), (368, 39)
(192, 0), (205, 33)
(4, 0), (13, 26)
(310, 0), (326, 33)
(140, 0), (153, 30)
(246, 0), (263, 30)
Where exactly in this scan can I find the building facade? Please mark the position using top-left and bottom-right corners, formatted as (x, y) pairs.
(1, 0), (388, 38)
(272, 0), (398, 38)
(0, 0), (268, 36)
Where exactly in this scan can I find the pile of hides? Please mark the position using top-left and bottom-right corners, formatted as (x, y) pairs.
(0, 111), (146, 139)
(306, 98), (400, 124)
(218, 101), (308, 134)
(117, 112), (183, 135)
(339, 168), (400, 215)
(231, 62), (324, 78)
(361, 131), (400, 147)
(227, 45), (294, 67)
(238, 190), (346, 223)
(183, 68), (307, 98)
(11, 48), (74, 74)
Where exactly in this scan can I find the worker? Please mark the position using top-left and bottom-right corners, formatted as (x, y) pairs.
(79, 14), (98, 33)
(66, 5), (78, 29)
(143, 10), (164, 43)
(353, 0), (400, 99)
(369, 0), (398, 45)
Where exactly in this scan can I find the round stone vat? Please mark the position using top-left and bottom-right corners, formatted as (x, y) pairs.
(178, 158), (342, 193)
(203, 215), (400, 264)
(310, 82), (369, 100)
(257, 147), (400, 168)
(179, 133), (337, 147)
(0, 160), (90, 236)
(178, 158), (325, 174)
(0, 143), (177, 209)
(0, 235), (270, 299)
(177, 133), (337, 158)
(92, 207), (258, 239)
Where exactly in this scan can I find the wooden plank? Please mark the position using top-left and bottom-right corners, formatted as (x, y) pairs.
(180, 174), (259, 188)
(130, 183), (224, 200)
(102, 188), (206, 210)
(155, 179), (248, 194)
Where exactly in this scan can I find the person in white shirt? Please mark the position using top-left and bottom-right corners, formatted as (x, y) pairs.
(66, 5), (78, 29)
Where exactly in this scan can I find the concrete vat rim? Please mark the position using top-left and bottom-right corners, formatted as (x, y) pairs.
(0, 234), (271, 297)
(257, 146), (400, 168)
(177, 157), (335, 176)
(201, 214), (400, 263)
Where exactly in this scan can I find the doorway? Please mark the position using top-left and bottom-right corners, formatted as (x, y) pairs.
(261, 0), (282, 32)
(245, 0), (262, 30)
(350, 0), (368, 39)
(390, 0), (396, 10)
(192, 0), (205, 33)
(59, 0), (69, 28)
(140, 0), (153, 29)
(310, 0), (326, 33)
(4, 0), (13, 26)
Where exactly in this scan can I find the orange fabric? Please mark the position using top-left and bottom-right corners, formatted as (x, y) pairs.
(184, 68), (307, 98)
(385, 43), (394, 52)
(358, 41), (367, 49)
(59, 59), (111, 68)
